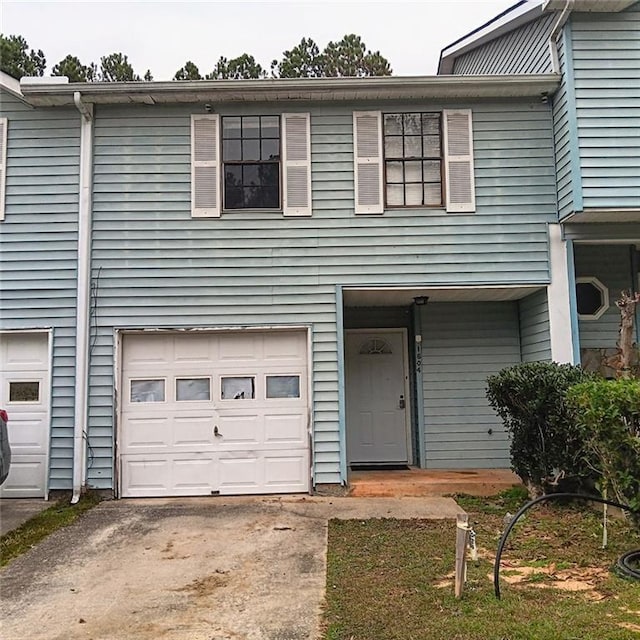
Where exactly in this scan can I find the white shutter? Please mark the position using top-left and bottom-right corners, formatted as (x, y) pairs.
(353, 111), (384, 215)
(282, 113), (312, 216)
(191, 114), (220, 218)
(443, 109), (475, 213)
(0, 118), (7, 221)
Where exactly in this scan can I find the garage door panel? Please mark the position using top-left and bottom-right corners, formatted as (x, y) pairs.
(219, 333), (261, 362)
(173, 415), (215, 447)
(123, 335), (172, 367)
(173, 333), (217, 363)
(217, 414), (261, 445)
(264, 453), (309, 490)
(264, 413), (307, 445)
(121, 454), (218, 497)
(121, 416), (172, 449)
(263, 332), (306, 362)
(1, 334), (48, 371)
(0, 456), (47, 497)
(4, 416), (49, 454)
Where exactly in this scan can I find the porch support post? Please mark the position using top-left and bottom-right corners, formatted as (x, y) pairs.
(412, 303), (427, 468)
(336, 285), (348, 485)
(548, 223), (577, 364)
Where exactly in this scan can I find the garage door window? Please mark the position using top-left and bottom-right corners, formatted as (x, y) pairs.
(176, 378), (211, 401)
(9, 381), (40, 403)
(221, 376), (255, 400)
(131, 379), (165, 403)
(266, 375), (300, 399)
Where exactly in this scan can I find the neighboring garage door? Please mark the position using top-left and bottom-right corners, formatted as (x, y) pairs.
(0, 332), (50, 498)
(120, 330), (310, 497)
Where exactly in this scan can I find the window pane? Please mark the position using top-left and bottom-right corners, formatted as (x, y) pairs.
(386, 161), (403, 183)
(422, 113), (440, 135)
(243, 164), (260, 186)
(576, 283), (603, 315)
(423, 135), (441, 157)
(223, 139), (242, 161)
(403, 113), (421, 136)
(257, 163), (279, 186)
(423, 183), (442, 206)
(384, 136), (403, 157)
(405, 183), (423, 206)
(266, 376), (300, 399)
(423, 160), (441, 182)
(386, 184), (404, 206)
(131, 379), (165, 403)
(261, 115), (280, 138)
(404, 136), (422, 158)
(9, 381), (40, 402)
(242, 116), (260, 138)
(223, 117), (241, 139)
(225, 185), (243, 209)
(221, 377), (255, 400)
(176, 378), (211, 401)
(242, 139), (260, 162)
(261, 139), (280, 161)
(384, 113), (402, 135)
(405, 161), (422, 183)
(261, 186), (280, 208)
(225, 164), (242, 185)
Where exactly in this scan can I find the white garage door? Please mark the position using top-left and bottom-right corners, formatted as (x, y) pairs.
(120, 330), (310, 497)
(0, 332), (50, 498)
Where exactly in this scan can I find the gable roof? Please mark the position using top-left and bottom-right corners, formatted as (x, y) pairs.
(438, 0), (638, 74)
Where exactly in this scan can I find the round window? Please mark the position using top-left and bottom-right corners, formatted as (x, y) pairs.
(576, 277), (609, 320)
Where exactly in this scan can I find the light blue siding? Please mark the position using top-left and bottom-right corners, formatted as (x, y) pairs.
(88, 99), (556, 487)
(574, 244), (635, 349)
(572, 7), (640, 209)
(453, 14), (555, 75)
(0, 90), (80, 489)
(518, 288), (552, 362)
(421, 302), (521, 468)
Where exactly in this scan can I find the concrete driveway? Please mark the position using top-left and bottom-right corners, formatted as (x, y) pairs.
(0, 495), (461, 640)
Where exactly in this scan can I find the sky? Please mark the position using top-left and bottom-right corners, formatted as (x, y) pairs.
(2, 0), (518, 79)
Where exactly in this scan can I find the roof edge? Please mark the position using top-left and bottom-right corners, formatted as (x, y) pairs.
(19, 74), (561, 106)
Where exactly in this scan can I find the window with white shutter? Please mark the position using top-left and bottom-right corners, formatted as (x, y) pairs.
(0, 117), (7, 221)
(443, 109), (475, 213)
(353, 111), (384, 215)
(282, 113), (312, 216)
(191, 114), (220, 217)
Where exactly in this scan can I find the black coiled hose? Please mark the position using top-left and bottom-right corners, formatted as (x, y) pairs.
(493, 492), (640, 599)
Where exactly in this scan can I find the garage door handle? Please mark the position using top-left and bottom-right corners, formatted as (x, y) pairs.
(214, 426), (222, 437)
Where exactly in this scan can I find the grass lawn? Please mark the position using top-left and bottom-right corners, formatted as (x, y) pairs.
(323, 490), (640, 640)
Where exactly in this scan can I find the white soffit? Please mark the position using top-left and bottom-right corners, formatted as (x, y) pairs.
(343, 286), (545, 306)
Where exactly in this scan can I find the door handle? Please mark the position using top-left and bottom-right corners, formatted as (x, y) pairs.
(214, 425), (222, 437)
(399, 395), (405, 409)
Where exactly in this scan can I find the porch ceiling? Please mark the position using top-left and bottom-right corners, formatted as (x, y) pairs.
(343, 285), (545, 307)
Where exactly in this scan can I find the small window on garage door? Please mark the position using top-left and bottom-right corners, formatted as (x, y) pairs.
(130, 379), (166, 403)
(176, 377), (211, 401)
(221, 376), (255, 400)
(266, 375), (300, 398)
(9, 381), (40, 403)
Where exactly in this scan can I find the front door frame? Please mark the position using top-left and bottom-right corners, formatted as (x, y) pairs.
(345, 327), (413, 467)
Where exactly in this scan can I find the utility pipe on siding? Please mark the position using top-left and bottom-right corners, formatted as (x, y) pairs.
(71, 92), (94, 504)
(548, 0), (574, 73)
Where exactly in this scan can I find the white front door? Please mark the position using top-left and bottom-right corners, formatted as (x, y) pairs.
(120, 330), (310, 497)
(0, 332), (50, 498)
(346, 330), (410, 464)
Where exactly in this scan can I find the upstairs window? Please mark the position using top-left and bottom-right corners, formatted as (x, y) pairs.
(383, 113), (442, 208)
(191, 113), (311, 217)
(353, 109), (475, 214)
(222, 115), (281, 210)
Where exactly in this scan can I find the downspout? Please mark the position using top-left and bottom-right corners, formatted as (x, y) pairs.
(548, 0), (574, 73)
(71, 92), (94, 504)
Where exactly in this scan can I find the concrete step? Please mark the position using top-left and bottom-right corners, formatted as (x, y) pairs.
(347, 469), (522, 498)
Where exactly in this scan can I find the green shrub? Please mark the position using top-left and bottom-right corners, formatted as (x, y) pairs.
(486, 362), (595, 497)
(566, 378), (640, 519)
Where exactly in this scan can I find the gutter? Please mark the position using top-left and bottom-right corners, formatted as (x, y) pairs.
(20, 74), (561, 106)
(71, 92), (93, 504)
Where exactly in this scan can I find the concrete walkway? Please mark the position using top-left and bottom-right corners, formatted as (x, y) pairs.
(0, 499), (51, 536)
(0, 495), (461, 640)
